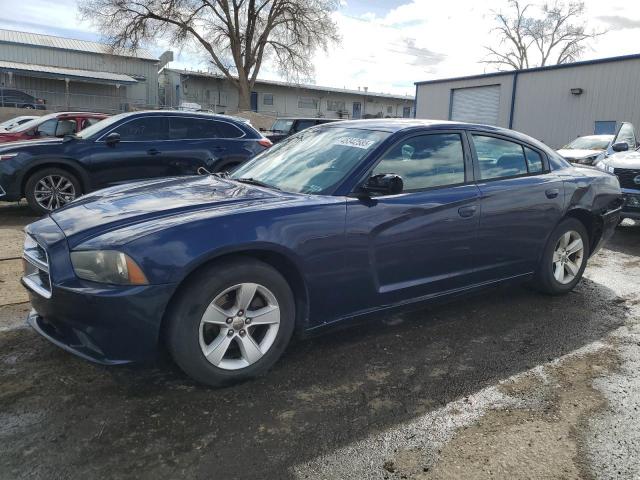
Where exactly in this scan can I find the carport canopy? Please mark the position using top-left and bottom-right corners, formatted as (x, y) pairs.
(0, 60), (138, 86)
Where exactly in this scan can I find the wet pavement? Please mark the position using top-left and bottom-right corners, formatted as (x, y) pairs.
(0, 201), (638, 479)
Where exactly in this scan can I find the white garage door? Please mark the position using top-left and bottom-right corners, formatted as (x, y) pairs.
(450, 85), (501, 126)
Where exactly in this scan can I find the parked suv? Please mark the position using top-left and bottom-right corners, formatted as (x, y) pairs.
(592, 122), (638, 221)
(264, 117), (337, 143)
(0, 111), (271, 213)
(0, 112), (108, 143)
(0, 88), (46, 109)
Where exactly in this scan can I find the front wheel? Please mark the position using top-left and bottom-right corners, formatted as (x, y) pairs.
(25, 167), (81, 215)
(166, 258), (295, 386)
(534, 218), (589, 294)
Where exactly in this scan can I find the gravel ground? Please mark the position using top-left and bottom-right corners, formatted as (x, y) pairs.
(0, 201), (638, 479)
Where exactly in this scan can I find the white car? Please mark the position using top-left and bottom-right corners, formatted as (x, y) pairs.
(557, 134), (614, 165)
(557, 122), (637, 166)
(0, 115), (38, 132)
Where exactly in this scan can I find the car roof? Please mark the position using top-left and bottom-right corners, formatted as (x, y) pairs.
(323, 118), (521, 135)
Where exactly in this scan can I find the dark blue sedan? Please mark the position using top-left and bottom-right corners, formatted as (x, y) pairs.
(22, 120), (622, 386)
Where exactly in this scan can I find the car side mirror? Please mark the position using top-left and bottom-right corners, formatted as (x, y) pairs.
(612, 141), (629, 152)
(104, 132), (121, 146)
(361, 173), (404, 196)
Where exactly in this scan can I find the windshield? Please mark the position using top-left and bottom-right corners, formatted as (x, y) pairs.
(75, 113), (130, 139)
(230, 126), (390, 194)
(565, 136), (613, 150)
(270, 119), (294, 133)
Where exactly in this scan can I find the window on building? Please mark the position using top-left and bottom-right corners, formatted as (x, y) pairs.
(327, 100), (345, 111)
(298, 96), (318, 109)
(473, 135), (544, 180)
(403, 106), (412, 118)
(263, 93), (274, 106)
(372, 133), (466, 191)
(111, 117), (169, 141)
(387, 106), (393, 114)
(594, 121), (617, 135)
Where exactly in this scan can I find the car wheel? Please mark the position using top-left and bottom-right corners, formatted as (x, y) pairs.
(22, 105), (35, 109)
(535, 218), (589, 295)
(25, 168), (81, 215)
(166, 257), (295, 387)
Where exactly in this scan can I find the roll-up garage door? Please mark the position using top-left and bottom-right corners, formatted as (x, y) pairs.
(450, 85), (500, 125)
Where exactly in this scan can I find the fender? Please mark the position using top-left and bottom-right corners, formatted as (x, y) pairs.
(19, 157), (91, 194)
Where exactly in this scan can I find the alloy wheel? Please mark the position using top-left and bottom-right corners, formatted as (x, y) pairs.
(199, 283), (281, 370)
(33, 175), (77, 211)
(552, 230), (584, 285)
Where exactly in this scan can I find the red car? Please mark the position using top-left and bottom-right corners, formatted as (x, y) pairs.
(0, 112), (108, 143)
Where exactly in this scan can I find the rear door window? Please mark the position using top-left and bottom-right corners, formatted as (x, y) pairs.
(169, 117), (244, 139)
(472, 135), (544, 180)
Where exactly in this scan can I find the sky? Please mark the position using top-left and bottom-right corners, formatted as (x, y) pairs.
(0, 0), (639, 96)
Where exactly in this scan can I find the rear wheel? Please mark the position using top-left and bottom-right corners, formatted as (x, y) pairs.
(25, 167), (81, 214)
(166, 258), (295, 386)
(534, 218), (589, 294)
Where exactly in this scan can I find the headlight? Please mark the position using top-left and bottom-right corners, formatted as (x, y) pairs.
(70, 250), (148, 285)
(578, 155), (598, 165)
(594, 161), (606, 171)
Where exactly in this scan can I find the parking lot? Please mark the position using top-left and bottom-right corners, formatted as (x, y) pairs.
(1, 200), (639, 479)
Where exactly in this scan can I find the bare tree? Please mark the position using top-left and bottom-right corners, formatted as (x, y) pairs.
(482, 1), (606, 70)
(78, 0), (341, 110)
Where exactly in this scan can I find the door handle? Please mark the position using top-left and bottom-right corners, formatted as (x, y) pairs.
(147, 148), (160, 155)
(545, 188), (560, 199)
(458, 205), (477, 218)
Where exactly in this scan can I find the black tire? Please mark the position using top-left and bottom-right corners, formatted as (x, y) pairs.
(166, 257), (295, 387)
(22, 104), (35, 109)
(534, 217), (589, 295)
(24, 167), (82, 215)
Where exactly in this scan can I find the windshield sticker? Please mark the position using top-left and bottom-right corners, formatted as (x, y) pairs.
(336, 137), (376, 149)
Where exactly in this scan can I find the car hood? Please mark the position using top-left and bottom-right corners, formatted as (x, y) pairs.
(557, 148), (602, 159)
(602, 150), (640, 169)
(50, 175), (302, 247)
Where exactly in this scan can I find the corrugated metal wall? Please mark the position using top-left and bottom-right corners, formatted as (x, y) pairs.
(160, 70), (414, 119)
(415, 74), (514, 127)
(415, 58), (640, 149)
(0, 43), (158, 111)
(513, 59), (640, 147)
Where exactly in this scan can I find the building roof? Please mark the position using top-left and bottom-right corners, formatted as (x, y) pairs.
(163, 68), (414, 101)
(0, 60), (138, 85)
(415, 52), (640, 86)
(0, 29), (158, 61)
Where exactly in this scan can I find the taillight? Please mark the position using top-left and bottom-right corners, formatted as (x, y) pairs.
(258, 138), (272, 148)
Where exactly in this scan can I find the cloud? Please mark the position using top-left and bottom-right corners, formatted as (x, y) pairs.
(597, 15), (640, 30)
(402, 38), (447, 67)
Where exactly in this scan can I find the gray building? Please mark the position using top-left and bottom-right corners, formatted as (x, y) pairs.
(414, 53), (640, 148)
(0, 29), (160, 112)
(159, 68), (414, 119)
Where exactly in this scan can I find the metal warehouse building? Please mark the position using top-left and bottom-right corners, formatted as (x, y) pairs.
(159, 68), (414, 119)
(414, 54), (640, 148)
(0, 29), (161, 112)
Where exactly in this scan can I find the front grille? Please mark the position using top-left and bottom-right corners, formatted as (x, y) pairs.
(614, 168), (640, 190)
(22, 234), (52, 298)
